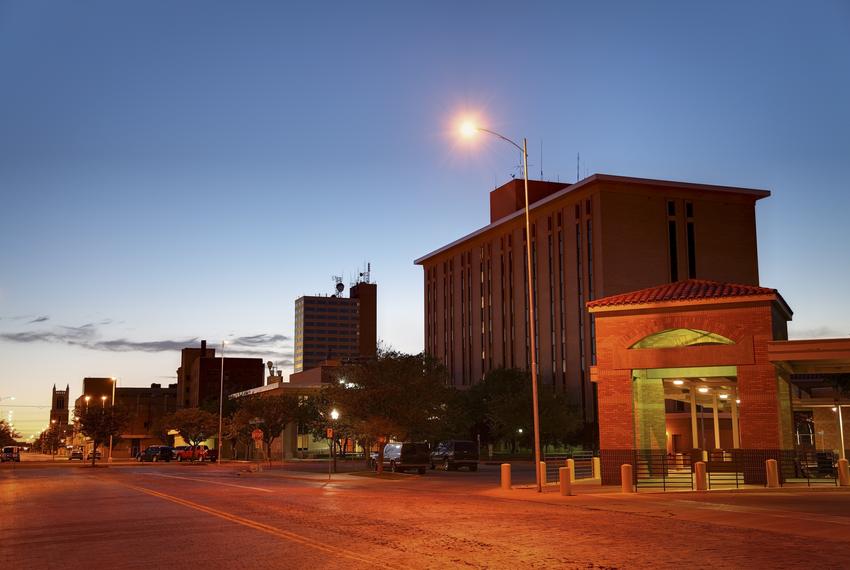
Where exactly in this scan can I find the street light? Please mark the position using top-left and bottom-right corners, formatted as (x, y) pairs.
(459, 119), (544, 493)
(218, 340), (227, 462)
(329, 408), (340, 479)
(108, 378), (116, 463)
(100, 395), (107, 408)
(50, 419), (57, 460)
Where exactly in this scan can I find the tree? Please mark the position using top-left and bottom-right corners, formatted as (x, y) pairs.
(221, 408), (254, 460)
(323, 350), (452, 473)
(467, 368), (582, 454)
(242, 395), (303, 465)
(0, 419), (20, 447)
(76, 405), (130, 466)
(166, 408), (218, 461)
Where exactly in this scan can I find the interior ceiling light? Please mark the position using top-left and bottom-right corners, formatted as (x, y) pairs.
(719, 394), (729, 399)
(698, 387), (710, 393)
(672, 379), (684, 386)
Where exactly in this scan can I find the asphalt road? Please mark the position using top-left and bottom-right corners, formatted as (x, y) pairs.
(3, 461), (850, 569)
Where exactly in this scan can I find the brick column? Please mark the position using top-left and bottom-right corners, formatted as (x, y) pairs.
(597, 369), (635, 484)
(737, 364), (782, 449)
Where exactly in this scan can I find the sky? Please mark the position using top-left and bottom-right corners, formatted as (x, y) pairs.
(1, 1), (849, 439)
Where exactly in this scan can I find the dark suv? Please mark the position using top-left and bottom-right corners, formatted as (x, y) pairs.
(430, 440), (479, 471)
(380, 442), (430, 474)
(137, 445), (173, 462)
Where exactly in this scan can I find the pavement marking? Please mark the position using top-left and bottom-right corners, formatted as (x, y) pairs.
(122, 483), (390, 568)
(144, 472), (273, 493)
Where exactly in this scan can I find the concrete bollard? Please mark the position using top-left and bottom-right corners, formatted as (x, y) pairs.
(694, 461), (707, 491)
(559, 467), (572, 496)
(539, 461), (547, 485)
(839, 459), (850, 487)
(592, 457), (601, 480)
(566, 458), (576, 482)
(500, 463), (512, 490)
(621, 464), (634, 493)
(765, 459), (780, 488)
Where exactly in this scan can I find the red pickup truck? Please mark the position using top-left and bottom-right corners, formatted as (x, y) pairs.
(174, 445), (218, 462)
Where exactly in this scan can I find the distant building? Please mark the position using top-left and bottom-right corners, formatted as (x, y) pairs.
(176, 340), (215, 409)
(294, 276), (377, 373)
(112, 383), (178, 458)
(50, 384), (69, 425)
(176, 340), (264, 409)
(415, 175), (767, 424)
(73, 377), (116, 411)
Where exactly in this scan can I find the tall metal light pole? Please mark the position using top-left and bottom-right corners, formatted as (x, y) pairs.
(218, 340), (227, 461)
(460, 121), (543, 492)
(108, 378), (116, 463)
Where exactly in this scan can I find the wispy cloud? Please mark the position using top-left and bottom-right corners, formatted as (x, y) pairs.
(0, 324), (292, 361)
(790, 326), (849, 339)
(28, 315), (49, 324)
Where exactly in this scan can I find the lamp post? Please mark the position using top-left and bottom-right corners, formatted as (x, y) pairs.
(218, 340), (227, 462)
(50, 419), (57, 460)
(108, 378), (116, 463)
(330, 408), (340, 476)
(100, 395), (107, 408)
(460, 120), (543, 493)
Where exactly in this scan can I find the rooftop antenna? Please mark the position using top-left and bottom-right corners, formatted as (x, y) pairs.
(576, 152), (580, 183)
(332, 275), (344, 297)
(540, 139), (543, 179)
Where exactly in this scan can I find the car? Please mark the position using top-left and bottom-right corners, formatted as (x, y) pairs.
(136, 445), (173, 462)
(174, 445), (217, 462)
(86, 449), (103, 461)
(379, 442), (430, 474)
(1, 446), (21, 462)
(430, 440), (479, 471)
(171, 445), (190, 460)
(69, 449), (84, 461)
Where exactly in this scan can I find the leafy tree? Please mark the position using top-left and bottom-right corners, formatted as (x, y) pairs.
(76, 405), (130, 466)
(166, 408), (218, 460)
(222, 408), (254, 460)
(323, 350), (451, 473)
(0, 419), (20, 447)
(467, 368), (582, 454)
(242, 394), (303, 465)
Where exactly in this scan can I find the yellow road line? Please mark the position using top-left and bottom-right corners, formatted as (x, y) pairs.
(122, 483), (389, 568)
(144, 472), (273, 492)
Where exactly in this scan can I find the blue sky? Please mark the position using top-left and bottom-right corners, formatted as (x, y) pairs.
(2, 1), (849, 438)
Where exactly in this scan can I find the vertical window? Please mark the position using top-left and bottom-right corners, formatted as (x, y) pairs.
(667, 200), (679, 282)
(686, 201), (696, 279)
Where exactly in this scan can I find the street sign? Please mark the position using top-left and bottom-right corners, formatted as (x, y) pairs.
(251, 428), (263, 441)
(326, 428), (334, 439)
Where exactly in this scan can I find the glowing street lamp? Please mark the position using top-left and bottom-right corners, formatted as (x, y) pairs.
(329, 408), (340, 478)
(459, 118), (543, 493)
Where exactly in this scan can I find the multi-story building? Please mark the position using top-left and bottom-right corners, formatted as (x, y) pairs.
(176, 340), (215, 409)
(174, 340), (264, 409)
(73, 377), (116, 411)
(294, 279), (377, 372)
(414, 174), (768, 423)
(50, 384), (69, 425)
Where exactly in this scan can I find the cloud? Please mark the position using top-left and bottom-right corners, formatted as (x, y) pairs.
(28, 315), (49, 323)
(229, 334), (290, 346)
(0, 323), (293, 360)
(789, 326), (849, 339)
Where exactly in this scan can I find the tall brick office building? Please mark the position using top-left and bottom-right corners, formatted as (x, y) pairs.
(415, 174), (768, 423)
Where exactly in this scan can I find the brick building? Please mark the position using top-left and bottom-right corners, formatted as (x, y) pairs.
(415, 174), (768, 422)
(588, 279), (850, 484)
(175, 340), (265, 409)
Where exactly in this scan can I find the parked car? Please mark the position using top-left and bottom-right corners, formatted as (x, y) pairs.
(171, 445), (190, 460)
(430, 440), (479, 471)
(174, 445), (217, 462)
(379, 442), (430, 474)
(136, 445), (173, 462)
(69, 449), (84, 461)
(87, 449), (102, 461)
(1, 446), (21, 462)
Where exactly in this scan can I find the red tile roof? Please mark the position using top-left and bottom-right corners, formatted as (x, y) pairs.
(586, 279), (780, 309)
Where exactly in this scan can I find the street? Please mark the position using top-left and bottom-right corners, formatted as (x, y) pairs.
(3, 461), (850, 569)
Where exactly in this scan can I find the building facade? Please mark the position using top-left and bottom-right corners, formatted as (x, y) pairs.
(294, 280), (377, 373)
(415, 174), (768, 422)
(50, 384), (69, 425)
